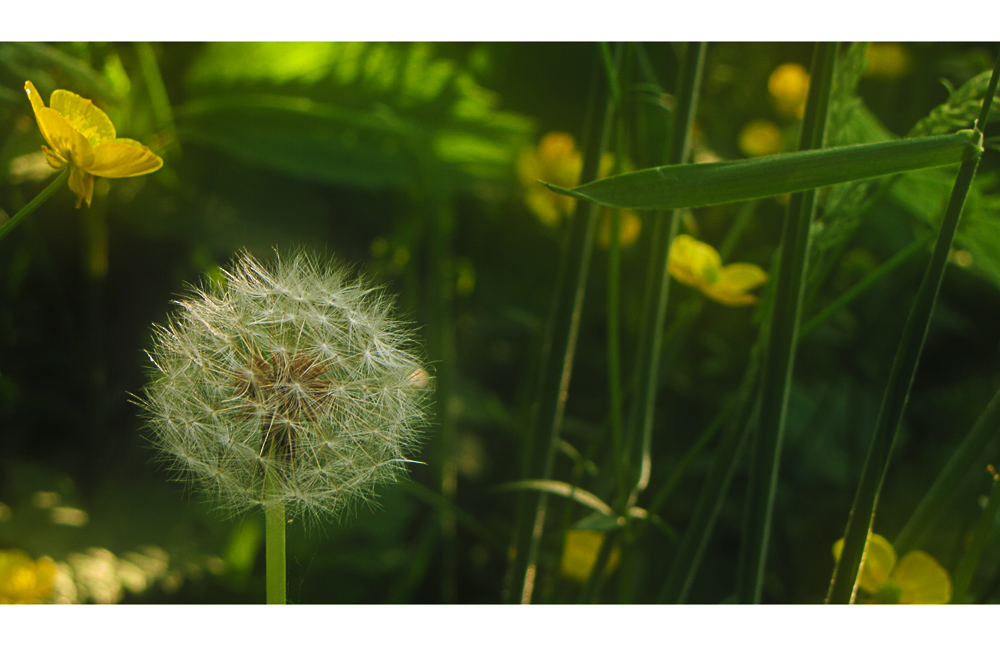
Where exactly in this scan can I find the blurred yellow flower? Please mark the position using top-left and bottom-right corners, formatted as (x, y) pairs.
(768, 63), (810, 118)
(597, 210), (642, 247)
(738, 119), (783, 157)
(832, 533), (951, 604)
(865, 43), (912, 79)
(25, 80), (163, 208)
(0, 550), (56, 604)
(668, 234), (767, 307)
(518, 132), (582, 227)
(560, 530), (620, 583)
(518, 131), (641, 246)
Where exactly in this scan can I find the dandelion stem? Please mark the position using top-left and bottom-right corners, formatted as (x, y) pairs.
(265, 463), (287, 604)
(0, 167), (70, 243)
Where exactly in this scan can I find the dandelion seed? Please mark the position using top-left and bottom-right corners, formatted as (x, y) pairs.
(140, 250), (431, 525)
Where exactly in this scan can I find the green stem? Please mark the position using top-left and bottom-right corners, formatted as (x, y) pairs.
(658, 346), (762, 603)
(798, 230), (935, 339)
(622, 41), (705, 506)
(738, 41), (838, 604)
(506, 44), (618, 604)
(0, 168), (70, 243)
(894, 385), (1000, 555)
(827, 48), (1000, 605)
(264, 500), (287, 604)
(952, 468), (1000, 604)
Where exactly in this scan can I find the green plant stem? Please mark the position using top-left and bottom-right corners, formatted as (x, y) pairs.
(827, 48), (1000, 605)
(507, 44), (618, 604)
(264, 467), (287, 605)
(622, 41), (705, 506)
(738, 41), (838, 604)
(135, 42), (179, 152)
(798, 231), (935, 339)
(952, 469), (1000, 604)
(658, 347), (761, 603)
(894, 385), (1000, 555)
(0, 168), (70, 243)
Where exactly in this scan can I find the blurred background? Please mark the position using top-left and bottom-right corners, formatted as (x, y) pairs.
(1, 42), (999, 603)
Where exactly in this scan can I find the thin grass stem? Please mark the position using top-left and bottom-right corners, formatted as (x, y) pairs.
(798, 231), (935, 339)
(737, 41), (838, 604)
(951, 467), (1000, 604)
(506, 44), (619, 604)
(894, 385), (1000, 555)
(826, 48), (1000, 605)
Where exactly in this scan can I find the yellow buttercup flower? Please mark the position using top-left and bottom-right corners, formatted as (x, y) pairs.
(518, 132), (582, 227)
(865, 43), (912, 79)
(738, 120), (783, 157)
(0, 550), (56, 604)
(768, 63), (810, 119)
(518, 131), (641, 246)
(832, 533), (951, 604)
(667, 234), (767, 307)
(560, 530), (620, 583)
(24, 80), (163, 208)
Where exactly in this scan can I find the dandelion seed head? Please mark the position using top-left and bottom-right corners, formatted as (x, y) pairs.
(140, 250), (431, 525)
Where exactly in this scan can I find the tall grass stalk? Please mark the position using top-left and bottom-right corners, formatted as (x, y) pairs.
(737, 42), (838, 604)
(507, 44), (620, 604)
(798, 231), (935, 339)
(951, 467), (1000, 604)
(826, 49), (1000, 605)
(620, 41), (704, 507)
(894, 385), (1000, 555)
(598, 42), (703, 604)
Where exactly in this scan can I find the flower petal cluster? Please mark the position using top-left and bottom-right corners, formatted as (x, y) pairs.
(141, 251), (431, 524)
(25, 80), (163, 208)
(668, 234), (768, 306)
(0, 550), (55, 604)
(768, 63), (810, 118)
(832, 533), (951, 604)
(518, 131), (641, 246)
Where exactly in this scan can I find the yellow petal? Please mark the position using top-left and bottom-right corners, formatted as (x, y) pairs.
(701, 263), (768, 306)
(560, 530), (620, 583)
(69, 167), (94, 208)
(40, 145), (68, 169)
(891, 550), (951, 604)
(49, 88), (116, 145)
(34, 107), (95, 168)
(833, 533), (896, 594)
(0, 550), (55, 604)
(88, 139), (163, 177)
(24, 80), (46, 115)
(668, 234), (722, 289)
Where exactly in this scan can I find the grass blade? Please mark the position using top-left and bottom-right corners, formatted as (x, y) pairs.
(506, 45), (619, 604)
(894, 385), (1000, 555)
(826, 48), (999, 605)
(737, 41), (838, 604)
(543, 131), (981, 211)
(951, 467), (1000, 604)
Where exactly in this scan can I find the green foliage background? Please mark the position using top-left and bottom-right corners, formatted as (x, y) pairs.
(1, 42), (999, 603)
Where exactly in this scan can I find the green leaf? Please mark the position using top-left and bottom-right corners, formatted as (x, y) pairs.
(544, 131), (982, 211)
(496, 479), (613, 516)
